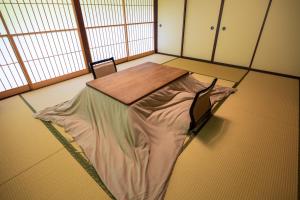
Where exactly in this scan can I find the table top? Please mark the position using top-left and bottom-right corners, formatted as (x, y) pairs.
(86, 62), (188, 105)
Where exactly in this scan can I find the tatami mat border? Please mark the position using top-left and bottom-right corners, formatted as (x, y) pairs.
(19, 94), (116, 200)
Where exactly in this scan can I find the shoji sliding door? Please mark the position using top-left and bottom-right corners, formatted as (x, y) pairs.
(0, 0), (155, 99)
(80, 0), (127, 62)
(80, 0), (154, 63)
(0, 17), (30, 98)
(0, 0), (87, 91)
(125, 0), (154, 59)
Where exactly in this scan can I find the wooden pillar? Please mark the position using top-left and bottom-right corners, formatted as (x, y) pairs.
(121, 0), (130, 60)
(71, 0), (92, 71)
(154, 0), (158, 52)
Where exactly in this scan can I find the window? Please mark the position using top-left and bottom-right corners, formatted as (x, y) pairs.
(0, 25), (28, 93)
(81, 0), (154, 62)
(0, 0), (85, 88)
(0, 0), (155, 99)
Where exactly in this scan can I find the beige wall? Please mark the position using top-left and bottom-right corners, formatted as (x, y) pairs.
(252, 0), (300, 77)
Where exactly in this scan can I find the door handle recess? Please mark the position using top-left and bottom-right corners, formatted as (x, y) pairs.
(210, 26), (214, 30)
(222, 26), (226, 31)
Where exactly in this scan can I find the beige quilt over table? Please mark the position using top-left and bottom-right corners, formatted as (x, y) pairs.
(34, 75), (235, 200)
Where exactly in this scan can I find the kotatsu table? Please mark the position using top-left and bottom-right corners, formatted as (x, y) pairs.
(86, 62), (189, 105)
(35, 62), (235, 200)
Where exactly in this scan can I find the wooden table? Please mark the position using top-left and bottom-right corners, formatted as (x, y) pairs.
(87, 62), (188, 105)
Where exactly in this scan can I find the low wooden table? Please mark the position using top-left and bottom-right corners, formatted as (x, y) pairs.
(87, 62), (188, 105)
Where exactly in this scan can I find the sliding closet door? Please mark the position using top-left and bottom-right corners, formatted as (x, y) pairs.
(157, 0), (185, 55)
(214, 0), (269, 66)
(183, 0), (221, 60)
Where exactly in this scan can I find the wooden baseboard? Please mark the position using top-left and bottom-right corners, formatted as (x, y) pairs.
(128, 51), (155, 61)
(0, 85), (30, 100)
(157, 52), (300, 80)
(31, 69), (89, 90)
(114, 51), (155, 65)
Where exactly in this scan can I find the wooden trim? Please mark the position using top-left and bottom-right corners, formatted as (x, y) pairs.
(85, 22), (154, 30)
(156, 52), (180, 57)
(128, 51), (155, 61)
(0, 11), (33, 89)
(249, 0), (273, 68)
(113, 51), (155, 65)
(248, 68), (300, 80)
(71, 0), (92, 69)
(115, 57), (128, 65)
(157, 52), (300, 80)
(31, 69), (89, 90)
(298, 79), (300, 200)
(154, 0), (158, 52)
(0, 28), (78, 37)
(127, 22), (154, 26)
(121, 0), (130, 61)
(0, 85), (30, 100)
(180, 0), (188, 56)
(211, 0), (225, 62)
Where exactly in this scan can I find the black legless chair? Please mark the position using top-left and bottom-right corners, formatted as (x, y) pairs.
(89, 57), (117, 79)
(189, 78), (218, 134)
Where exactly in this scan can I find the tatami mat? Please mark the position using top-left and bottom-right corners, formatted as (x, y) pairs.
(0, 149), (110, 200)
(3, 53), (297, 200)
(117, 53), (176, 71)
(164, 72), (298, 200)
(0, 96), (63, 185)
(21, 74), (93, 112)
(164, 58), (248, 82)
(191, 74), (235, 88)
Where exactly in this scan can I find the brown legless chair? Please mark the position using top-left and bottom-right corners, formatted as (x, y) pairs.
(189, 78), (218, 134)
(89, 57), (117, 79)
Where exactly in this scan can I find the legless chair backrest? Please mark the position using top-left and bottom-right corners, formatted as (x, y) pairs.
(90, 57), (117, 79)
(189, 78), (217, 133)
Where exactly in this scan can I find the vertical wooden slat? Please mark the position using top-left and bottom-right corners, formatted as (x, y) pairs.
(122, 0), (130, 60)
(0, 11), (32, 89)
(71, 0), (92, 69)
